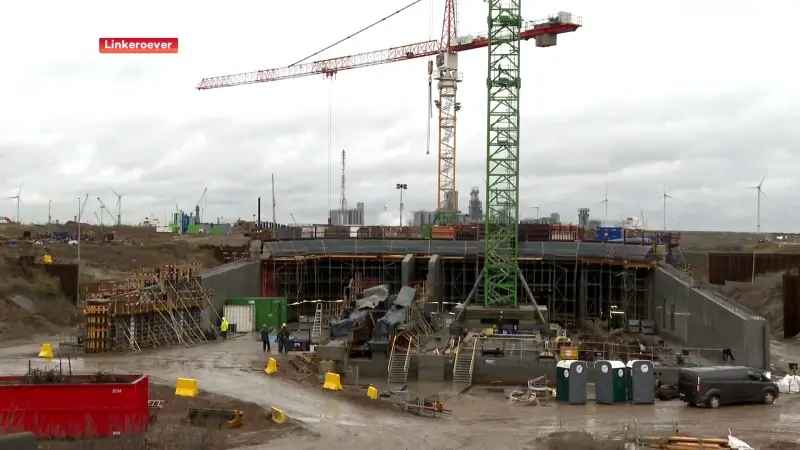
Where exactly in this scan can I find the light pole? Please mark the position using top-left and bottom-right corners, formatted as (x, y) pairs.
(396, 183), (407, 226)
(75, 197), (81, 305)
(76, 197), (82, 262)
(48, 200), (52, 225)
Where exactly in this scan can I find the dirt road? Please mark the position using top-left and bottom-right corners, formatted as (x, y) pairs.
(1, 338), (799, 449)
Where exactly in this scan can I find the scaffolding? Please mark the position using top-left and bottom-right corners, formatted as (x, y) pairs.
(262, 240), (653, 327)
(263, 252), (404, 318)
(84, 263), (217, 353)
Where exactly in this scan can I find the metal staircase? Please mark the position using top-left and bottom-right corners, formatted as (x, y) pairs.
(388, 335), (413, 387)
(453, 337), (478, 387)
(311, 302), (323, 341)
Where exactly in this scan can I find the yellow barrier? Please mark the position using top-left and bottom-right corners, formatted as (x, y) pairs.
(366, 385), (378, 400)
(38, 344), (53, 358)
(175, 378), (199, 397)
(270, 407), (286, 424)
(322, 372), (343, 391)
(265, 358), (278, 375)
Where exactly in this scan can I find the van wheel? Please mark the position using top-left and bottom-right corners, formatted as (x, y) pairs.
(763, 391), (775, 404)
(707, 395), (720, 408)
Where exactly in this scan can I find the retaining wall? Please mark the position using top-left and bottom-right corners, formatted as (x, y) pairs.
(653, 265), (770, 369)
(200, 260), (261, 328)
(352, 355), (684, 385)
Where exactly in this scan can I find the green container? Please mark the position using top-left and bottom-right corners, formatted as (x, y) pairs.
(228, 297), (287, 331)
(421, 224), (432, 239)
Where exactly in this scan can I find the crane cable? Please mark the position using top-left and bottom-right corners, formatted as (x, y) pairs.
(327, 81), (332, 220)
(426, 0), (434, 156)
(289, 0), (424, 67)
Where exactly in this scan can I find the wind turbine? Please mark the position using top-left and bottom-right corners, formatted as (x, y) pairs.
(599, 184), (609, 220)
(662, 188), (674, 231)
(751, 173), (767, 233)
(111, 188), (123, 226)
(4, 184), (23, 224)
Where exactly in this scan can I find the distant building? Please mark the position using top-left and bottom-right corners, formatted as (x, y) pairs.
(412, 210), (437, 227)
(328, 202), (365, 226)
(578, 208), (590, 228)
(468, 187), (483, 222)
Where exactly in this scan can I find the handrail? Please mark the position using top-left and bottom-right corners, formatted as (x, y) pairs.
(388, 334), (397, 372)
(452, 336), (463, 378)
(404, 336), (413, 374)
(658, 264), (764, 320)
(469, 338), (478, 377)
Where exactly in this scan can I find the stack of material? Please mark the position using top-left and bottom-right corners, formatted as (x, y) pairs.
(638, 435), (753, 449)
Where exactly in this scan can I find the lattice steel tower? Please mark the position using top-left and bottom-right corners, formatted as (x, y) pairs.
(484, 0), (522, 307)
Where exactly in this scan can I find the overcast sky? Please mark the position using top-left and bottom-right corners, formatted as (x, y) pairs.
(1, 1), (798, 231)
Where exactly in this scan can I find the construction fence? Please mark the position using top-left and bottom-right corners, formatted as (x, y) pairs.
(707, 252), (800, 285)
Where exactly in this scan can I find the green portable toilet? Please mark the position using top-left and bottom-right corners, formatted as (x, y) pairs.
(556, 360), (588, 404)
(594, 360), (628, 404)
(627, 359), (655, 404)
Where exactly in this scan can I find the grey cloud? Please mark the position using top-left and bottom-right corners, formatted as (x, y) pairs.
(4, 87), (800, 231)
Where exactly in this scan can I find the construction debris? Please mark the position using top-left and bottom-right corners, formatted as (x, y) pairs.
(187, 408), (244, 429)
(507, 377), (555, 406)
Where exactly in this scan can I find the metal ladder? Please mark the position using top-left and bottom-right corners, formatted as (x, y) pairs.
(311, 302), (323, 341)
(388, 336), (412, 387)
(453, 338), (477, 387)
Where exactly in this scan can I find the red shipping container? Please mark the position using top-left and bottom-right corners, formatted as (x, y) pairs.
(0, 374), (149, 438)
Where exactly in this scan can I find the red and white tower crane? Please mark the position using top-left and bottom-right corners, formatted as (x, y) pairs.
(197, 3), (580, 223)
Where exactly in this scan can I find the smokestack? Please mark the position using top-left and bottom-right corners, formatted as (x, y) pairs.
(257, 197), (261, 223)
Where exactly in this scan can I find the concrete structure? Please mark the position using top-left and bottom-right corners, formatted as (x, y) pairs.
(653, 264), (770, 369)
(253, 229), (772, 375)
(261, 240), (653, 323)
(351, 354), (687, 385)
(328, 202), (365, 226)
(201, 260), (261, 328)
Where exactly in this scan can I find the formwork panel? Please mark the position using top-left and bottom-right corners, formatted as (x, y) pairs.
(0, 374), (149, 438)
(654, 266), (769, 369)
(783, 273), (800, 339)
(708, 252), (800, 285)
(84, 263), (221, 353)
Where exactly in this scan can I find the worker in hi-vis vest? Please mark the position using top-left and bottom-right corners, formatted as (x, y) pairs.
(220, 317), (229, 340)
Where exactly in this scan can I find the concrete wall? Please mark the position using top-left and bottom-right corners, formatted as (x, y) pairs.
(352, 354), (683, 385)
(200, 260), (261, 328)
(653, 265), (770, 369)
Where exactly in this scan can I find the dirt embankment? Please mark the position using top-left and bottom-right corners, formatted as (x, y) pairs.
(0, 258), (80, 341)
(706, 272), (784, 333)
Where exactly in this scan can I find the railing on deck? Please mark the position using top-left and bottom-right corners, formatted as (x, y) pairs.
(471, 336), (728, 367)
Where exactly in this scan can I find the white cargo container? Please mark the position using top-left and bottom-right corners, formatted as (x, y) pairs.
(223, 305), (255, 333)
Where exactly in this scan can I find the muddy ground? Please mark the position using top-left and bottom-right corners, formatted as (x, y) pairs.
(37, 382), (305, 450)
(2, 338), (799, 449)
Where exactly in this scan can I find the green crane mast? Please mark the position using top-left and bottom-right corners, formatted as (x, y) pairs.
(484, 0), (522, 307)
